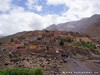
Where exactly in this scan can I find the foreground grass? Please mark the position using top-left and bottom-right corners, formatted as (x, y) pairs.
(0, 67), (44, 75)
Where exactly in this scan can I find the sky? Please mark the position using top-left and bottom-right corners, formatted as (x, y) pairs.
(0, 0), (100, 35)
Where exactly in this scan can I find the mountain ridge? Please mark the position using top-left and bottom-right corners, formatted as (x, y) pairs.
(45, 14), (100, 34)
(44, 14), (100, 39)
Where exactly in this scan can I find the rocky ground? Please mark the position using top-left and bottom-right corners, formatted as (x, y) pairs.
(0, 47), (100, 75)
(0, 31), (100, 75)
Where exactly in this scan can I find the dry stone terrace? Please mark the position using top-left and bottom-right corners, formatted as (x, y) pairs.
(0, 31), (99, 57)
(0, 30), (100, 75)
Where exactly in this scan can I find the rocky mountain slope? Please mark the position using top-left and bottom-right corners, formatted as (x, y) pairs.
(45, 14), (100, 38)
(45, 18), (87, 32)
(0, 31), (27, 43)
(0, 30), (100, 75)
(84, 19), (100, 39)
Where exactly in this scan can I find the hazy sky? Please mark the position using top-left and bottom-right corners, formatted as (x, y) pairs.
(0, 0), (100, 35)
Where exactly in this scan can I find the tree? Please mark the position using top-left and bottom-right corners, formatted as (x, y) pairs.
(0, 42), (2, 45)
(59, 39), (64, 46)
(10, 38), (14, 42)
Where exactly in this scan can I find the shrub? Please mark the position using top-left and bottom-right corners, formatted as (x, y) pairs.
(59, 39), (64, 46)
(34, 67), (44, 75)
(72, 41), (97, 49)
(37, 37), (42, 40)
(10, 38), (14, 42)
(0, 67), (44, 75)
(59, 38), (72, 46)
(0, 42), (2, 45)
(65, 38), (72, 43)
(45, 30), (49, 32)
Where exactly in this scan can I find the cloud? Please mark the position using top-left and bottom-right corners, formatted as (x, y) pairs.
(0, 6), (65, 35)
(47, 0), (67, 5)
(26, 0), (36, 9)
(26, 0), (37, 9)
(34, 5), (42, 12)
(0, 0), (12, 12)
(0, 7), (32, 35)
(26, 0), (42, 12)
(0, 0), (100, 35)
(0, 7), (48, 35)
(47, 0), (100, 20)
(0, 31), (3, 34)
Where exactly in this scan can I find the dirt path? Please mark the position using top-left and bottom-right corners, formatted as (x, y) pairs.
(65, 57), (100, 75)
